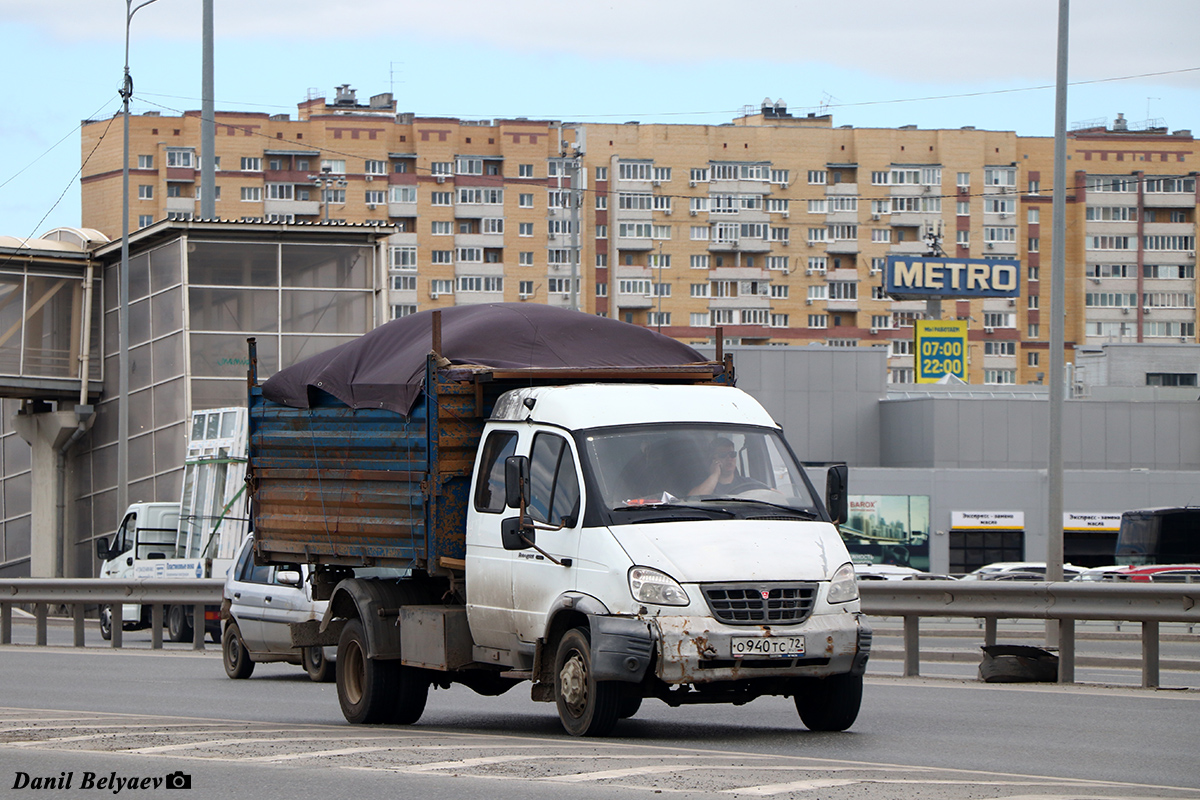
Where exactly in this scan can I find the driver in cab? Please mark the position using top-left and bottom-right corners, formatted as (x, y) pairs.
(689, 438), (765, 496)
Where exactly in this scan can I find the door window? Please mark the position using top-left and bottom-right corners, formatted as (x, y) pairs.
(474, 430), (518, 513)
(528, 434), (580, 526)
(111, 515), (135, 557)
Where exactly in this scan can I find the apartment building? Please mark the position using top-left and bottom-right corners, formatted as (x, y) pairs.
(80, 89), (1199, 385)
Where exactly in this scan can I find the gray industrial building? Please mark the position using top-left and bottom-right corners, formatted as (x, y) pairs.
(0, 221), (1195, 577)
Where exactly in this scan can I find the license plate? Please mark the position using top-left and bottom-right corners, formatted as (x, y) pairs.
(731, 635), (805, 658)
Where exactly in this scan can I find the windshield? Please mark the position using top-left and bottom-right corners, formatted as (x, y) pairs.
(581, 423), (821, 522)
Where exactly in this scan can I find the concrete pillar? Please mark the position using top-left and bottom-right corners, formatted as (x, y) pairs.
(12, 406), (89, 578)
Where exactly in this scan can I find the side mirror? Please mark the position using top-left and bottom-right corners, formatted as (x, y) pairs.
(275, 570), (301, 587)
(95, 537), (110, 561)
(504, 455), (530, 509)
(825, 464), (849, 526)
(501, 517), (534, 551)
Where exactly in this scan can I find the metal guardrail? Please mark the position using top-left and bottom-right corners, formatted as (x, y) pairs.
(858, 580), (1200, 687)
(2, 578), (1197, 688)
(0, 579), (225, 651)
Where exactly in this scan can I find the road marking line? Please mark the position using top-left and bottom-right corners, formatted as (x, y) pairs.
(404, 755), (544, 772)
(125, 735), (398, 754)
(244, 746), (399, 763)
(723, 778), (861, 794)
(551, 765), (692, 783)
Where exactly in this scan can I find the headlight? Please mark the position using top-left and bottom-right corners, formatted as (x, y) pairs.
(628, 566), (690, 606)
(827, 562), (859, 604)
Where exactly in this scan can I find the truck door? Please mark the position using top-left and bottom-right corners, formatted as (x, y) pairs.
(511, 431), (582, 644)
(101, 512), (139, 625)
(464, 429), (520, 651)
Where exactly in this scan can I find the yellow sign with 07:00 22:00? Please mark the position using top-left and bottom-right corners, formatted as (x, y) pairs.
(914, 320), (968, 383)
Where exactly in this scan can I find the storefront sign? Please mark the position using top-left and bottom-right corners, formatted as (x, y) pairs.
(1063, 512), (1121, 532)
(951, 511), (1025, 529)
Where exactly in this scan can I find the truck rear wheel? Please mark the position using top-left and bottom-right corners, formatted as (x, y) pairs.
(794, 673), (863, 732)
(99, 605), (112, 641)
(167, 605), (192, 643)
(554, 628), (620, 737)
(337, 619), (397, 724)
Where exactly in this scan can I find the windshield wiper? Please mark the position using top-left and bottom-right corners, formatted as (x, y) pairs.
(611, 503), (736, 519)
(696, 497), (822, 519)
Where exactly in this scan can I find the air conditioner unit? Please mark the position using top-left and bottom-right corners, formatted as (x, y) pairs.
(780, 240), (788, 247)
(367, 204), (376, 210)
(652, 180), (661, 187)
(986, 243), (995, 250)
(780, 182), (788, 190)
(1122, 307), (1130, 315)
(782, 210), (790, 219)
(922, 185), (931, 193)
(806, 269), (815, 276)
(1007, 298), (1015, 306)
(806, 298), (813, 305)
(870, 328), (878, 335)
(429, 291), (439, 299)
(365, 175), (373, 182)
(663, 208), (671, 216)
(999, 213), (1009, 219)
(1189, 251), (1196, 258)
(689, 180), (697, 188)
(871, 214), (881, 221)
(689, 209), (698, 217)
(436, 175), (445, 184)
(984, 326), (995, 334)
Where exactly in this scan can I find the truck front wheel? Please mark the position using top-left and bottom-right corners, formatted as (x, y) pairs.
(99, 605), (112, 641)
(793, 673), (863, 732)
(554, 628), (620, 737)
(167, 605), (192, 643)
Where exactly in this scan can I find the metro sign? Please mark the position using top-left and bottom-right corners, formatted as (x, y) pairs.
(886, 255), (1021, 299)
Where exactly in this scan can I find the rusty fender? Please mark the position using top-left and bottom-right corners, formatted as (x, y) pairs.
(649, 612), (868, 685)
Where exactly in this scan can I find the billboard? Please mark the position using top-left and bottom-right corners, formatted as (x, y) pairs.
(915, 320), (968, 383)
(886, 255), (1020, 299)
(842, 495), (930, 571)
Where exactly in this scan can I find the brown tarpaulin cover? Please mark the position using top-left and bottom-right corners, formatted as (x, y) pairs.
(261, 303), (710, 415)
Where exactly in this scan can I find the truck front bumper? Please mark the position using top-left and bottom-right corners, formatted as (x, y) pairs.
(650, 611), (870, 685)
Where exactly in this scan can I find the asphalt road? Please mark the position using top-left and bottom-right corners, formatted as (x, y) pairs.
(1, 641), (1197, 800)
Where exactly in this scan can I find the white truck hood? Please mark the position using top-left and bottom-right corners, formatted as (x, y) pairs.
(607, 520), (846, 584)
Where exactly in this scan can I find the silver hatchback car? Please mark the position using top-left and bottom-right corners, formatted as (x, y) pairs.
(221, 536), (335, 681)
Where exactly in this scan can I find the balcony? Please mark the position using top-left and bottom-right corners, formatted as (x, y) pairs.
(825, 239), (860, 255)
(165, 197), (195, 214)
(454, 203), (504, 220)
(264, 199), (320, 217)
(455, 232), (504, 249)
(1143, 192), (1195, 208)
(388, 200), (417, 218)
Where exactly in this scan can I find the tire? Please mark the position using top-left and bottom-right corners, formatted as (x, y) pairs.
(616, 688), (643, 720)
(554, 627), (621, 737)
(99, 605), (112, 641)
(337, 618), (398, 724)
(304, 646), (335, 683)
(222, 622), (255, 679)
(794, 673), (863, 732)
(167, 605), (192, 643)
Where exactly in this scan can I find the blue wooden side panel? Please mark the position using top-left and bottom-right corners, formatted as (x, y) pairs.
(248, 382), (477, 569)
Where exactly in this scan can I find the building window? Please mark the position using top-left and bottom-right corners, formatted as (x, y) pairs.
(1028, 323), (1040, 338)
(365, 190), (386, 205)
(166, 184), (182, 198)
(957, 172), (970, 188)
(519, 280), (535, 297)
(1028, 352), (1040, 367)
(166, 149), (193, 168)
(138, 185), (154, 200)
(240, 186), (261, 202)
(985, 369), (1016, 385)
(956, 230), (970, 247)
(431, 220), (452, 235)
(430, 161), (453, 176)
(957, 201), (970, 216)
(1028, 295), (1040, 309)
(240, 157), (262, 171)
(1028, 237), (1039, 253)
(391, 304), (417, 319)
(137, 155), (154, 169)
(984, 341), (1016, 356)
(647, 312), (671, 326)
(808, 314), (828, 329)
(518, 193), (534, 209)
(320, 159), (346, 174)
(391, 274), (418, 291)
(1146, 372), (1198, 387)
(137, 214), (153, 228)
(808, 170), (826, 185)
(364, 159), (387, 175)
(519, 252), (533, 266)
(690, 312), (710, 327)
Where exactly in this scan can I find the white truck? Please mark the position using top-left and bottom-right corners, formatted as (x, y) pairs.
(96, 407), (250, 642)
(248, 305), (871, 736)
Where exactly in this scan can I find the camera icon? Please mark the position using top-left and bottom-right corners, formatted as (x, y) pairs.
(164, 771), (192, 790)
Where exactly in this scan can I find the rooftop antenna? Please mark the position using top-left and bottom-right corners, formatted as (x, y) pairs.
(390, 62), (404, 98)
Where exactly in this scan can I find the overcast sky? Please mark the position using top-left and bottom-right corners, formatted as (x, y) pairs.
(2, 0), (1198, 239)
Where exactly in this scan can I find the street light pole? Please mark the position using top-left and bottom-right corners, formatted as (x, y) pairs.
(309, 167), (347, 222)
(119, 0), (161, 519)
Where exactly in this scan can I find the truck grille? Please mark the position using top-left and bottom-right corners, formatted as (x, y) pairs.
(701, 583), (818, 625)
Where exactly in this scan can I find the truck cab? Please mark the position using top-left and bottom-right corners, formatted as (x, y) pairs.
(96, 502), (183, 638)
